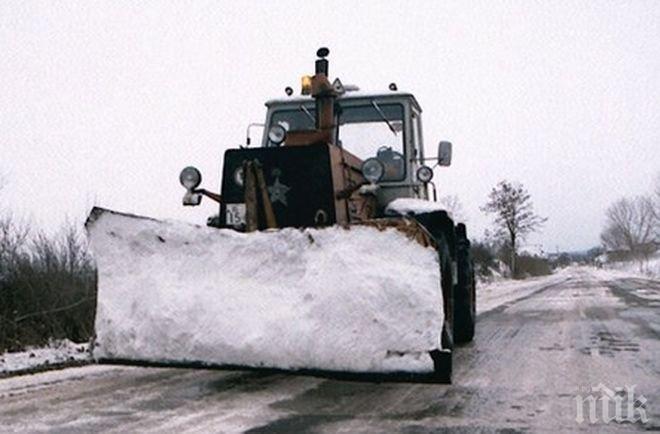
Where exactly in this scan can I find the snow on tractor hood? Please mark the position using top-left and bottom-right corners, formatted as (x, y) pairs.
(86, 208), (444, 374)
(385, 198), (446, 216)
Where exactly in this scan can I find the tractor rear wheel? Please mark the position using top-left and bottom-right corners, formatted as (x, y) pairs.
(453, 224), (475, 344)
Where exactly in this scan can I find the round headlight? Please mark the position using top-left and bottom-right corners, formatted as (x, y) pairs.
(179, 166), (202, 190)
(268, 124), (287, 145)
(416, 165), (434, 183)
(233, 167), (244, 187)
(361, 158), (385, 184)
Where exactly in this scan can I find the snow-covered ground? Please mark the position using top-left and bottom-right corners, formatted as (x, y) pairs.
(0, 340), (90, 377)
(599, 253), (660, 280)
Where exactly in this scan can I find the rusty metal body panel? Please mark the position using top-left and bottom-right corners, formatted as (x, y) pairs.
(220, 142), (374, 229)
(328, 145), (374, 224)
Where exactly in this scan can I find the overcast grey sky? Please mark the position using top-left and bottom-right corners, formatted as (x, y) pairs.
(1, 1), (659, 251)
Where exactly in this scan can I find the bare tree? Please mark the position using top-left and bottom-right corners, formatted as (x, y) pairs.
(439, 194), (467, 223)
(601, 196), (657, 268)
(481, 180), (547, 277)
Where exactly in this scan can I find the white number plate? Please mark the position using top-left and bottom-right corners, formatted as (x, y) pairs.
(225, 203), (246, 226)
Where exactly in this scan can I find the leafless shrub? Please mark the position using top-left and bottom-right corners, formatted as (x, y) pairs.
(0, 214), (29, 273)
(471, 240), (499, 278)
(0, 218), (96, 353)
(515, 254), (552, 277)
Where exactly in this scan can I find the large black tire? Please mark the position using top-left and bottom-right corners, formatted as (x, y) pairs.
(453, 306), (474, 343)
(438, 232), (454, 351)
(409, 210), (457, 381)
(436, 234), (454, 383)
(453, 224), (475, 344)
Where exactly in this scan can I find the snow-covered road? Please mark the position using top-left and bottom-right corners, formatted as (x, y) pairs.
(1, 268), (658, 432)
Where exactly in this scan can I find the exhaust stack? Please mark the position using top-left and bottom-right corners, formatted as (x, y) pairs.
(310, 47), (336, 144)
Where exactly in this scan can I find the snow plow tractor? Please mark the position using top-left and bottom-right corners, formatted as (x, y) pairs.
(86, 48), (476, 383)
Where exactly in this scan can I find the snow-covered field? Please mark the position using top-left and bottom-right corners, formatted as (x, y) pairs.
(0, 340), (90, 377)
(599, 253), (660, 280)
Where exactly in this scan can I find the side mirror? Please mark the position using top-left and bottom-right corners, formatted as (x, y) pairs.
(438, 141), (452, 167)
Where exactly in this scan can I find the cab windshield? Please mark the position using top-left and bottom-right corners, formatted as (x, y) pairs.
(268, 101), (405, 181)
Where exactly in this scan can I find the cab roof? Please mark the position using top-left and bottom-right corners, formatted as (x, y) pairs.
(265, 91), (423, 113)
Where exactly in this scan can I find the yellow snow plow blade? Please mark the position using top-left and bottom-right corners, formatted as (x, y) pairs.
(86, 207), (449, 380)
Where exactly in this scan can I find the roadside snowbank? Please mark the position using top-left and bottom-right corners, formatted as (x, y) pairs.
(0, 340), (90, 376)
(599, 254), (660, 280)
(88, 209), (444, 373)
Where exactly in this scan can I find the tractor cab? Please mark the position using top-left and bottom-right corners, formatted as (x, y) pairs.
(261, 91), (438, 206)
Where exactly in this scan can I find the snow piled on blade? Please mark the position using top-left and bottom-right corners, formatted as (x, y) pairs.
(87, 209), (443, 373)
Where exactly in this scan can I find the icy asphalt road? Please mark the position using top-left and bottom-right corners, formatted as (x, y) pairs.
(1, 269), (658, 433)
